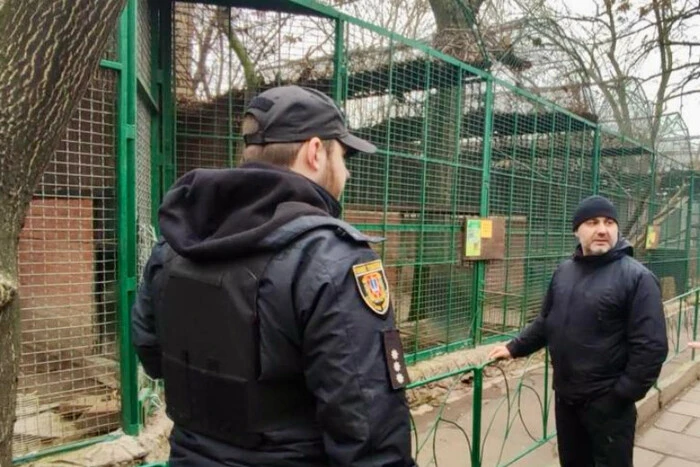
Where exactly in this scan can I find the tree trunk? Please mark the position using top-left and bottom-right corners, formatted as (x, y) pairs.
(0, 1), (125, 462)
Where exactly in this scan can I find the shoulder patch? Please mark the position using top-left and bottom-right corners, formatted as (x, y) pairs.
(352, 259), (390, 317)
(383, 329), (410, 390)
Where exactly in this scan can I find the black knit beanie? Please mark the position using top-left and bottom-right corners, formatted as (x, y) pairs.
(572, 195), (618, 231)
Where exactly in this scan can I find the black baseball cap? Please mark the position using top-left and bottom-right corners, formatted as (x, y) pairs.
(243, 85), (377, 155)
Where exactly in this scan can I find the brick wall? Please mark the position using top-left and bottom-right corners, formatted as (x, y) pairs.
(18, 197), (96, 373)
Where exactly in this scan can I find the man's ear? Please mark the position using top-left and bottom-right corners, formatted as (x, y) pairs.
(303, 137), (324, 171)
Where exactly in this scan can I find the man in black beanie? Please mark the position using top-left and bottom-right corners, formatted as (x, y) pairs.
(490, 194), (667, 467)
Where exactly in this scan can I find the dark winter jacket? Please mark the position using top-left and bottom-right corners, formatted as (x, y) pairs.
(507, 239), (668, 403)
(131, 163), (415, 466)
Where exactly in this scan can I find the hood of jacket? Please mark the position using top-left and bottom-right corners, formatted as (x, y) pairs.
(158, 162), (341, 261)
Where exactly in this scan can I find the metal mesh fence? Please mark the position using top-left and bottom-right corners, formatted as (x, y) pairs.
(14, 67), (120, 456)
(484, 83), (598, 339)
(168, 1), (700, 361)
(12, 1), (700, 462)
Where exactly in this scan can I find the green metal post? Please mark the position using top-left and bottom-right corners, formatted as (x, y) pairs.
(411, 60), (431, 359)
(149, 0), (162, 230)
(471, 366), (484, 467)
(693, 290), (699, 361)
(501, 114), (519, 333)
(117, 0), (140, 435)
(227, 8), (234, 168)
(648, 148), (658, 225)
(445, 71), (464, 350)
(685, 175), (695, 292)
(380, 38), (394, 261)
(521, 111), (539, 330)
(472, 78), (494, 345)
(332, 17), (346, 103)
(160, 0), (175, 189)
(591, 127), (601, 194)
(543, 349), (550, 438)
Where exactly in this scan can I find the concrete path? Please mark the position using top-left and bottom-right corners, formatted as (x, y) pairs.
(635, 378), (700, 467)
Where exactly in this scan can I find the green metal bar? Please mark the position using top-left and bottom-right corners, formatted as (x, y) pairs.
(560, 120), (572, 253)
(498, 433), (558, 467)
(227, 7), (235, 168)
(137, 75), (159, 113)
(472, 78), (494, 345)
(686, 174), (695, 292)
(380, 37), (394, 261)
(693, 290), (699, 361)
(332, 17), (346, 103)
(12, 435), (122, 465)
(520, 110), (539, 330)
(411, 59), (431, 359)
(160, 0), (175, 189)
(445, 72), (464, 350)
(501, 113), (519, 333)
(117, 0), (140, 436)
(542, 348), (550, 438)
(100, 59), (123, 70)
(591, 127), (601, 194)
(472, 366), (484, 467)
(150, 0), (162, 231)
(676, 292), (684, 356)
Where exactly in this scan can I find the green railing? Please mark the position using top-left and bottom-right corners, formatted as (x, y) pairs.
(408, 286), (700, 467)
(134, 289), (700, 467)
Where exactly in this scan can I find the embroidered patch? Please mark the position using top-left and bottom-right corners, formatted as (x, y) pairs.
(352, 259), (390, 317)
(383, 329), (410, 390)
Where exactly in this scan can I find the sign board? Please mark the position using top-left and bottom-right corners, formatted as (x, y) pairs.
(463, 216), (505, 261)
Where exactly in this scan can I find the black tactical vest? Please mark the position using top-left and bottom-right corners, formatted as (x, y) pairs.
(156, 247), (315, 448)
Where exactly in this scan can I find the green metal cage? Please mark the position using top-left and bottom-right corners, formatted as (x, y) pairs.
(11, 0), (700, 463)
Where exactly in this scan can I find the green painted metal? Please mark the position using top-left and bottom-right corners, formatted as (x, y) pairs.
(685, 174), (695, 291)
(332, 17), (346, 103)
(405, 288), (700, 466)
(12, 435), (122, 466)
(472, 79), (494, 346)
(471, 367), (484, 466)
(591, 127), (601, 194)
(117, 0), (140, 436)
(149, 0), (163, 230)
(159, 0), (175, 188)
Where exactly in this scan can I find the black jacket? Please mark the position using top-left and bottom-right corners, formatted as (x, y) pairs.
(507, 239), (668, 403)
(132, 163), (415, 466)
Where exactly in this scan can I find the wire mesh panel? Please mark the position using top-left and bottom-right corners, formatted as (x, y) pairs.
(164, 0), (700, 363)
(340, 21), (485, 358)
(14, 67), (119, 456)
(137, 0), (156, 276)
(172, 3), (336, 176)
(647, 152), (693, 299)
(483, 83), (597, 339)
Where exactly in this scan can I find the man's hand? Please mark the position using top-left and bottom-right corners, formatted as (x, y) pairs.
(689, 342), (700, 349)
(488, 345), (513, 360)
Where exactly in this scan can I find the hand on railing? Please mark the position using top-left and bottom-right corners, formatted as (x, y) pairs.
(688, 342), (700, 349)
(488, 345), (513, 361)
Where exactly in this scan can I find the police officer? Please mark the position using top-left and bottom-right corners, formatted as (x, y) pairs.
(489, 195), (668, 467)
(132, 86), (416, 466)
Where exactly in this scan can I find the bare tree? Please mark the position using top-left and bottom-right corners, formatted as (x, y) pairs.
(0, 1), (125, 463)
(519, 0), (700, 146)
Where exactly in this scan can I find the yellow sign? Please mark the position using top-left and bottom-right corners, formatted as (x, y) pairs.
(646, 226), (657, 250)
(480, 219), (493, 239)
(465, 219), (482, 257)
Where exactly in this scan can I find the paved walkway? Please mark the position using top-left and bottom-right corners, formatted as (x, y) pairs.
(635, 378), (700, 466)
